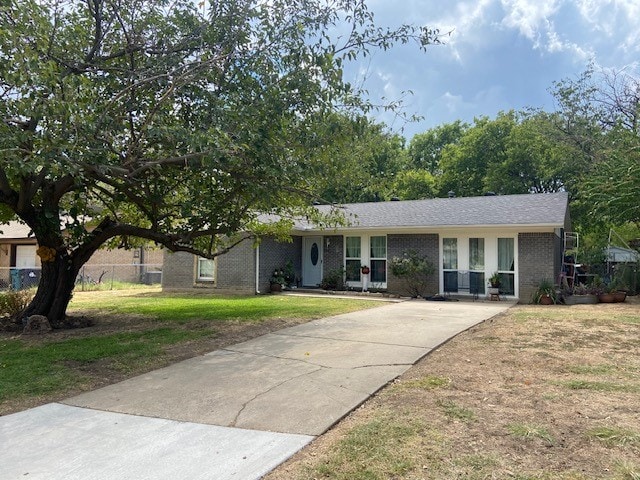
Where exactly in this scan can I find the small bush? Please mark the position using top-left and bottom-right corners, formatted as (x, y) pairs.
(389, 250), (435, 298)
(320, 268), (346, 290)
(0, 289), (35, 318)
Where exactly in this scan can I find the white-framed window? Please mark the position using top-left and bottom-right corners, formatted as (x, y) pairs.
(469, 238), (486, 294)
(344, 235), (387, 286)
(498, 237), (515, 295)
(345, 236), (362, 282)
(440, 235), (518, 297)
(370, 236), (387, 283)
(197, 257), (215, 282)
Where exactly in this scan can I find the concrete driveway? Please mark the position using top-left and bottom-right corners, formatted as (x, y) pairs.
(0, 298), (513, 480)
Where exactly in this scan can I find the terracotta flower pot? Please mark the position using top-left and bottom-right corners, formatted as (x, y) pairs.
(539, 295), (554, 305)
(598, 293), (615, 303)
(613, 291), (627, 303)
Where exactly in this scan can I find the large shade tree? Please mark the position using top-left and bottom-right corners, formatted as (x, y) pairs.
(432, 111), (582, 198)
(0, 0), (439, 326)
(551, 67), (640, 228)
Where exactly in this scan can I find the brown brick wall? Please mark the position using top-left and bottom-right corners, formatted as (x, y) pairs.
(387, 234), (439, 297)
(518, 232), (559, 303)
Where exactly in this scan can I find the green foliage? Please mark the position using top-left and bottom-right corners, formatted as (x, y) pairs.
(407, 120), (468, 173)
(321, 268), (346, 291)
(437, 399), (476, 421)
(533, 278), (557, 304)
(507, 423), (554, 444)
(0, 289), (35, 318)
(68, 292), (377, 323)
(0, 328), (214, 402)
(388, 169), (436, 200)
(315, 115), (409, 203)
(309, 411), (426, 480)
(488, 272), (501, 287)
(0, 0), (440, 321)
(437, 112), (517, 197)
(551, 66), (640, 230)
(270, 262), (295, 288)
(587, 427), (640, 448)
(389, 250), (435, 297)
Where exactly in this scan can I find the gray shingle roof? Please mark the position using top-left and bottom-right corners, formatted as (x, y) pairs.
(296, 192), (569, 231)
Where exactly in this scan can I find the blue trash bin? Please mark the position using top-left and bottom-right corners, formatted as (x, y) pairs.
(10, 268), (21, 290)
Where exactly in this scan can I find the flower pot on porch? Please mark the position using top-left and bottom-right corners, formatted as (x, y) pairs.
(270, 283), (282, 293)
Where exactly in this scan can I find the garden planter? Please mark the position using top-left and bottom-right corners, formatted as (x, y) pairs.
(598, 293), (615, 303)
(270, 283), (282, 293)
(613, 291), (627, 302)
(539, 295), (554, 305)
(564, 294), (598, 305)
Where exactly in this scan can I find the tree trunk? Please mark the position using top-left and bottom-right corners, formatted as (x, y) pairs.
(21, 251), (80, 328)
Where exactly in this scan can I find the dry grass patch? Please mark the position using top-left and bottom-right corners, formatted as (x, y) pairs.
(267, 298), (640, 480)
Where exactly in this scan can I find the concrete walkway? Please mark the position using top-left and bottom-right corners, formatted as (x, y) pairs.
(0, 299), (512, 480)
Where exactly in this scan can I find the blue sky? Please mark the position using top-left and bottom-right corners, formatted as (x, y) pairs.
(346, 0), (640, 140)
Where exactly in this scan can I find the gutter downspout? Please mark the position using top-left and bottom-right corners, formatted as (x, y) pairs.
(255, 243), (260, 294)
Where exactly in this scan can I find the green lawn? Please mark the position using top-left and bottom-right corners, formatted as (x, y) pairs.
(67, 290), (379, 323)
(0, 290), (380, 412)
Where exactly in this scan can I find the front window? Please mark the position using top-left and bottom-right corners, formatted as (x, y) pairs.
(469, 238), (485, 295)
(443, 238), (458, 270)
(498, 238), (515, 295)
(345, 236), (361, 282)
(370, 236), (387, 283)
(197, 257), (215, 281)
(443, 238), (458, 292)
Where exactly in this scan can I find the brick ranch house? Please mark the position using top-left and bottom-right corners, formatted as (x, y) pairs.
(162, 192), (571, 302)
(162, 192), (572, 301)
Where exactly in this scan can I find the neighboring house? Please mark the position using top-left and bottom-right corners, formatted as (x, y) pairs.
(0, 221), (163, 289)
(606, 246), (639, 264)
(162, 192), (571, 303)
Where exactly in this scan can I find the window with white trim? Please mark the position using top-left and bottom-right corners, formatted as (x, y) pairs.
(498, 238), (515, 295)
(369, 236), (387, 283)
(197, 257), (215, 282)
(345, 236), (361, 282)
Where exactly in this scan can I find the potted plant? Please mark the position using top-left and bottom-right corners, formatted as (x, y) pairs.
(269, 269), (286, 292)
(598, 284), (616, 303)
(609, 276), (628, 302)
(564, 283), (599, 304)
(533, 278), (557, 305)
(487, 272), (501, 295)
(488, 272), (500, 287)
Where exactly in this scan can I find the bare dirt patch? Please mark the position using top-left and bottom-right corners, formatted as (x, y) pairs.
(266, 298), (640, 480)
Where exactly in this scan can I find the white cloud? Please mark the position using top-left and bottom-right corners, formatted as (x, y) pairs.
(500, 0), (560, 42)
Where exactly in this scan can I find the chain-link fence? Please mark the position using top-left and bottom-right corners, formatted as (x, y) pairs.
(0, 264), (163, 292)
